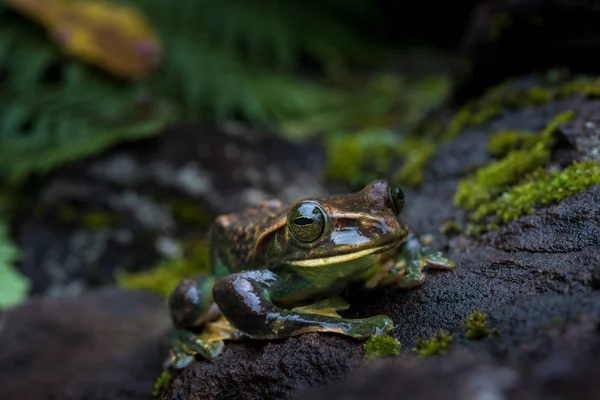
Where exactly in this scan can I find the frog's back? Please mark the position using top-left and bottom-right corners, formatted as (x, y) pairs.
(210, 199), (287, 277)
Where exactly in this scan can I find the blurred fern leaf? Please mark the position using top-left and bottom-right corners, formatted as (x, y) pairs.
(0, 0), (380, 182)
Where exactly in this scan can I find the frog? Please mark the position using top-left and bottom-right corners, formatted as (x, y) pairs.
(167, 179), (454, 369)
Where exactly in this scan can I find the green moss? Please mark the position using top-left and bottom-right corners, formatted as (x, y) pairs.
(560, 77), (600, 97)
(470, 161), (600, 228)
(364, 335), (401, 362)
(549, 316), (565, 325)
(55, 206), (121, 228)
(524, 86), (556, 106)
(152, 371), (172, 399)
(56, 205), (79, 224)
(439, 220), (462, 235)
(83, 210), (120, 229)
(441, 101), (502, 141)
(117, 239), (211, 299)
(454, 110), (575, 212)
(171, 199), (210, 228)
(413, 330), (452, 358)
(465, 311), (490, 340)
(393, 140), (436, 187)
(486, 130), (538, 157)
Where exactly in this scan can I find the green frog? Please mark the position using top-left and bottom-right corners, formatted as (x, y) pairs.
(167, 180), (454, 369)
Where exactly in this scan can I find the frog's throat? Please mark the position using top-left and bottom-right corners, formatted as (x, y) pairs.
(288, 244), (395, 267)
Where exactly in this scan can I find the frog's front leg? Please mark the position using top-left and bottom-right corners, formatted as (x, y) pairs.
(365, 232), (454, 290)
(213, 269), (393, 340)
(168, 274), (241, 369)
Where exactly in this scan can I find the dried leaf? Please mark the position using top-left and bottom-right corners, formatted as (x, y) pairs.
(3, 0), (161, 78)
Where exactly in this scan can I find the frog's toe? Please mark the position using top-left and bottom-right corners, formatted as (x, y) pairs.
(396, 271), (426, 290)
(170, 352), (196, 370)
(348, 315), (394, 339)
(169, 328), (225, 369)
(425, 252), (455, 270)
(372, 315), (394, 336)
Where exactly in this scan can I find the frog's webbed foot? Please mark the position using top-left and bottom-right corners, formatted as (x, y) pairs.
(364, 233), (454, 290)
(213, 271), (393, 341)
(169, 315), (243, 369)
(291, 296), (350, 318)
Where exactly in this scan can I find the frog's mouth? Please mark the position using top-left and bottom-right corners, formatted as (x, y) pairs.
(289, 242), (398, 267)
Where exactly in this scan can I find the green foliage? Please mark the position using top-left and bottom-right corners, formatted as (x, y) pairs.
(454, 111), (575, 212)
(115, 0), (379, 123)
(364, 335), (401, 362)
(465, 311), (490, 340)
(0, 0), (384, 183)
(152, 371), (172, 399)
(0, 220), (29, 309)
(413, 330), (452, 358)
(117, 239), (210, 299)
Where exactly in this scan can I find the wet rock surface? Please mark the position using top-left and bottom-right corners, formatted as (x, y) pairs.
(171, 334), (363, 400)
(0, 288), (171, 400)
(168, 99), (599, 399)
(303, 292), (600, 400)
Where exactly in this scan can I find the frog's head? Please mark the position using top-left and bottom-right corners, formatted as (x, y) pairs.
(255, 180), (409, 267)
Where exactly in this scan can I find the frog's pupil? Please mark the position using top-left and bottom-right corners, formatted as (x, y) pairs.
(288, 203), (326, 243)
(294, 217), (314, 225)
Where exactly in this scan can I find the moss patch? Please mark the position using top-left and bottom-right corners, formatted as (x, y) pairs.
(392, 140), (436, 187)
(364, 335), (401, 362)
(454, 111), (575, 213)
(83, 210), (121, 229)
(117, 239), (211, 299)
(413, 330), (452, 358)
(486, 130), (538, 157)
(326, 74), (600, 190)
(469, 161), (600, 232)
(171, 199), (211, 229)
(439, 220), (462, 235)
(465, 311), (491, 340)
(152, 371), (172, 399)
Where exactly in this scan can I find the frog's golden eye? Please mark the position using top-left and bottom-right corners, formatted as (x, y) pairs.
(388, 185), (405, 215)
(287, 202), (326, 243)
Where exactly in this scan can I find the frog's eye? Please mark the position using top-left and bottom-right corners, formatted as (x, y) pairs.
(388, 185), (405, 215)
(287, 202), (326, 243)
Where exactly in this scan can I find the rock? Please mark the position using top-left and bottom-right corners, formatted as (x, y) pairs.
(0, 288), (171, 400)
(168, 97), (600, 398)
(5, 95), (600, 399)
(169, 334), (363, 400)
(302, 292), (600, 400)
(13, 122), (328, 297)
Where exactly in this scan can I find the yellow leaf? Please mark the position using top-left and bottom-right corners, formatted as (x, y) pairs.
(3, 0), (161, 79)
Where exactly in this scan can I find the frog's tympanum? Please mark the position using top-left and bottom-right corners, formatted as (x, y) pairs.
(168, 180), (454, 368)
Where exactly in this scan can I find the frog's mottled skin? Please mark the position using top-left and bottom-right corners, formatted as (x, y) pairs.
(168, 180), (454, 369)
